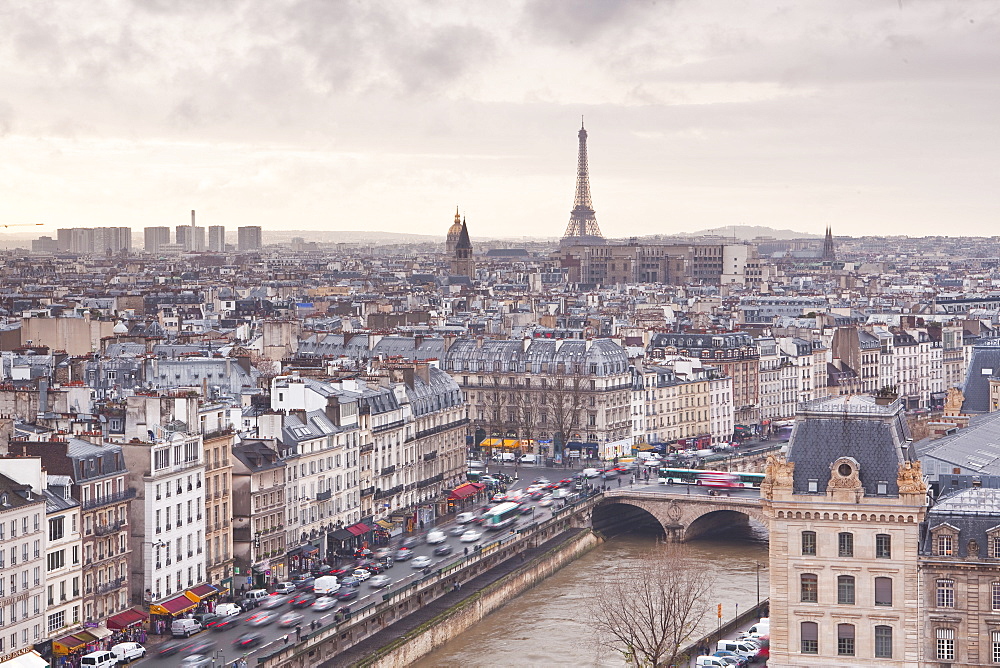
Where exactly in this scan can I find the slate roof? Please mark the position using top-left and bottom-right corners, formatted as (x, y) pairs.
(920, 486), (1000, 558)
(961, 339), (1000, 413)
(786, 395), (911, 496)
(915, 410), (1000, 477)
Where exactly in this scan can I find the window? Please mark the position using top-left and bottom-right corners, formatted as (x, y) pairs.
(875, 577), (892, 606)
(991, 630), (1000, 664)
(838, 575), (856, 605)
(801, 621), (818, 654)
(876, 533), (891, 559)
(801, 573), (818, 602)
(801, 531), (817, 556)
(991, 535), (1000, 559)
(838, 532), (854, 557)
(937, 628), (955, 661)
(46, 551), (65, 572)
(937, 533), (954, 556)
(937, 579), (955, 608)
(875, 625), (893, 658)
(837, 624), (855, 656)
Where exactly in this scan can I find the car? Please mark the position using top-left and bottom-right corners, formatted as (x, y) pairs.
(312, 596), (338, 611)
(401, 536), (419, 548)
(323, 567), (351, 578)
(215, 602), (242, 617)
(210, 617), (241, 632)
(491, 492), (507, 502)
(339, 576), (362, 588)
(448, 525), (466, 536)
(295, 577), (316, 591)
(538, 496), (554, 507)
(334, 588), (359, 601)
(110, 642), (145, 663)
(351, 568), (372, 581)
(394, 547), (413, 561)
(290, 593), (316, 608)
(713, 651), (749, 667)
(237, 597), (260, 611)
(456, 512), (476, 524)
(360, 562), (386, 574)
(528, 490), (545, 500)
(233, 633), (263, 649)
(179, 656), (211, 668)
(278, 611), (304, 627)
(369, 574), (391, 588)
(183, 638), (217, 656)
(433, 544), (453, 557)
(374, 547), (392, 559)
(426, 530), (447, 544)
(192, 613), (220, 627)
(273, 581), (296, 595)
(156, 640), (184, 657)
(244, 612), (276, 627)
(460, 530), (482, 543)
(171, 618), (203, 638)
(354, 548), (373, 559)
(519, 505), (533, 515)
(411, 555), (433, 568)
(261, 594), (289, 609)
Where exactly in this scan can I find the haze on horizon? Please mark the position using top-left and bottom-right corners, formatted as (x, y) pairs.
(0, 1), (997, 240)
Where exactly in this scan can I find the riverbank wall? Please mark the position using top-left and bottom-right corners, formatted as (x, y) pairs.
(354, 527), (602, 667)
(679, 599), (770, 664)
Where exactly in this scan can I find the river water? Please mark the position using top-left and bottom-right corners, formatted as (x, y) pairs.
(413, 524), (770, 668)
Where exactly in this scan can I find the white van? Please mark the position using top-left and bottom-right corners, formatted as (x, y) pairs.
(694, 656), (739, 668)
(110, 642), (145, 663)
(716, 639), (760, 659)
(313, 575), (341, 595)
(244, 588), (269, 601)
(80, 651), (117, 668)
(497, 452), (516, 463)
(519, 454), (538, 464)
(743, 617), (770, 638)
(171, 618), (202, 638)
(456, 512), (476, 524)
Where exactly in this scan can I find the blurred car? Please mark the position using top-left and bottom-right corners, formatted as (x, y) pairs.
(210, 616), (241, 632)
(401, 536), (419, 548)
(360, 562), (385, 574)
(448, 525), (466, 536)
(278, 611), (304, 627)
(426, 530), (447, 544)
(538, 496), (554, 507)
(374, 547), (392, 559)
(179, 656), (211, 668)
(295, 577), (316, 591)
(491, 493), (507, 502)
(519, 505), (533, 515)
(312, 596), (337, 611)
(433, 544), (453, 557)
(334, 589), (359, 602)
(261, 594), (289, 609)
(411, 556), (433, 568)
(183, 638), (217, 656)
(156, 640), (184, 658)
(394, 547), (413, 561)
(339, 576), (362, 588)
(244, 612), (276, 627)
(233, 633), (263, 649)
(369, 574), (391, 588)
(273, 581), (296, 595)
(290, 593), (316, 608)
(460, 530), (482, 543)
(351, 569), (372, 581)
(354, 548), (373, 559)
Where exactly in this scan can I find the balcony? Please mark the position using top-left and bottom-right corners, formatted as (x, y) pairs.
(372, 419), (405, 434)
(359, 443), (374, 454)
(94, 520), (124, 537)
(360, 486), (376, 497)
(83, 487), (137, 511)
(380, 465), (396, 476)
(95, 577), (125, 595)
(422, 450), (438, 462)
(315, 489), (332, 501)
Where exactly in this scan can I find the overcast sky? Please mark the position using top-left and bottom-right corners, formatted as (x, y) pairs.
(1, 0), (998, 241)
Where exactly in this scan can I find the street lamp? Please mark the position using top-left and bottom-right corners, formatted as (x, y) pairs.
(755, 561), (762, 607)
(212, 649), (226, 668)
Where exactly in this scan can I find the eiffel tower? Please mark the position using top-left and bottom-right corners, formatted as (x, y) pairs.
(560, 119), (605, 248)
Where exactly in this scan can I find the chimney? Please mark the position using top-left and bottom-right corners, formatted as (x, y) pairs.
(414, 361), (430, 385)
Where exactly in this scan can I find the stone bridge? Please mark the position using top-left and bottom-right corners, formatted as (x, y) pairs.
(588, 489), (768, 542)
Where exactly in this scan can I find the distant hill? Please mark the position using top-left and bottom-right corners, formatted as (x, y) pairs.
(674, 225), (819, 241)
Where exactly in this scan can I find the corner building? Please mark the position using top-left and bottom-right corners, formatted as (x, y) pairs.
(762, 396), (926, 668)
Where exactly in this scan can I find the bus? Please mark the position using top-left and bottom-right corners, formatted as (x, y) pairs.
(482, 501), (521, 531)
(658, 468), (766, 488)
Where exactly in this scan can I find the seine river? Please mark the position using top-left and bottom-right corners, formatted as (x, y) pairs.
(413, 524), (769, 668)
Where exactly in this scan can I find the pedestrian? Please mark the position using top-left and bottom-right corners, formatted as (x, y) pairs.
(295, 625), (302, 642)
(617, 478), (621, 487)
(310, 619), (316, 631)
(283, 634), (289, 646)
(464, 547), (469, 556)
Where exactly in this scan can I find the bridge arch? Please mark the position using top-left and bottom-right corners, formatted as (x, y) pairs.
(684, 508), (766, 542)
(592, 500), (666, 540)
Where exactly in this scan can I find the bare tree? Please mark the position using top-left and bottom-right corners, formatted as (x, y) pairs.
(588, 544), (716, 667)
(548, 362), (587, 456)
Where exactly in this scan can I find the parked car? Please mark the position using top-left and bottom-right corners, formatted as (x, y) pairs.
(433, 544), (453, 557)
(233, 633), (263, 649)
(273, 581), (296, 595)
(369, 574), (392, 588)
(278, 611), (304, 627)
(215, 603), (242, 617)
(411, 556), (433, 568)
(109, 642), (145, 663)
(170, 618), (202, 638)
(426, 530), (447, 544)
(712, 651), (749, 667)
(460, 530), (482, 543)
(312, 596), (337, 611)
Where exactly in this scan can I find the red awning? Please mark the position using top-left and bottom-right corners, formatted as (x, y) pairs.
(449, 482), (485, 500)
(346, 522), (372, 537)
(106, 608), (149, 630)
(187, 584), (220, 601)
(150, 592), (199, 616)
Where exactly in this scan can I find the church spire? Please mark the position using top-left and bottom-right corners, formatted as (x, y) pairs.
(822, 226), (836, 262)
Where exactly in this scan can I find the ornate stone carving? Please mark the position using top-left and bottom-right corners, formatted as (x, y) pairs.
(827, 457), (861, 491)
(762, 453), (794, 497)
(969, 539), (980, 559)
(943, 387), (964, 417)
(898, 460), (928, 495)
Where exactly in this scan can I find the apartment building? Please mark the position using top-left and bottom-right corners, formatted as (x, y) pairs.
(232, 439), (286, 588)
(0, 472), (47, 656)
(42, 477), (83, 642)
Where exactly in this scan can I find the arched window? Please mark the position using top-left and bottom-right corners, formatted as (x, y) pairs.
(875, 577), (892, 606)
(838, 575), (856, 605)
(801, 573), (818, 602)
(801, 621), (818, 654)
(874, 625), (893, 658)
(838, 624), (855, 656)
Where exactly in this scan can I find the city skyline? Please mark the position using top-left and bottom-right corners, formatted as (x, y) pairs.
(0, 1), (998, 239)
